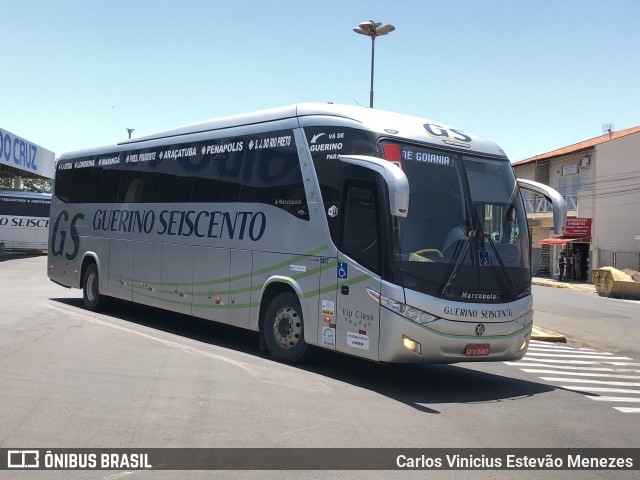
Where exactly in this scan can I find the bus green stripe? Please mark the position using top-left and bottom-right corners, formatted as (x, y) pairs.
(131, 267), (373, 308)
(111, 244), (330, 287)
(128, 258), (339, 298)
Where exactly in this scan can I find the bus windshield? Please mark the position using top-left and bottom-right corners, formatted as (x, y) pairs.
(390, 143), (530, 303)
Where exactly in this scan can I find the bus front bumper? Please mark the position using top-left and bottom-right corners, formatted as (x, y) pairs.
(378, 309), (532, 364)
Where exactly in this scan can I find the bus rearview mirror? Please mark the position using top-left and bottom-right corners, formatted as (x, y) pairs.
(338, 155), (410, 218)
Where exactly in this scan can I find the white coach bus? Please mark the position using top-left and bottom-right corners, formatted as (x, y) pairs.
(0, 189), (51, 251)
(48, 104), (565, 364)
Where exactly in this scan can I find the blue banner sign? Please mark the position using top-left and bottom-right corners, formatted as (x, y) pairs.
(0, 127), (55, 179)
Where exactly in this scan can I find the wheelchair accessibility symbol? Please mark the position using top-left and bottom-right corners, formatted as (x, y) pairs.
(338, 262), (348, 279)
(478, 251), (490, 266)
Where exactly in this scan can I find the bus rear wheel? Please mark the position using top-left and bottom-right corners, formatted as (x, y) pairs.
(263, 292), (309, 363)
(83, 263), (108, 311)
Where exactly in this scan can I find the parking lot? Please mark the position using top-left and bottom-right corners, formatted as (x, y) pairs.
(2, 254), (639, 479)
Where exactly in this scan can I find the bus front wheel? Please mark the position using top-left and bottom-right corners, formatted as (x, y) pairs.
(263, 292), (309, 363)
(83, 263), (108, 311)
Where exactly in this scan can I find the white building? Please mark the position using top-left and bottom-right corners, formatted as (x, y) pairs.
(512, 126), (640, 281)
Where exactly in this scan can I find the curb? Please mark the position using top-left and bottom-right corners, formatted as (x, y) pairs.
(532, 280), (570, 289)
(531, 325), (566, 343)
(532, 278), (596, 293)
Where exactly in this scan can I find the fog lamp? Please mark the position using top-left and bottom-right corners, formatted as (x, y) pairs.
(402, 335), (421, 355)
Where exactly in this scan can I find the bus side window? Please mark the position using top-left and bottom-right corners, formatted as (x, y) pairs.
(192, 154), (242, 203)
(153, 171), (194, 203)
(118, 171), (154, 203)
(239, 134), (307, 219)
(54, 161), (74, 203)
(92, 166), (121, 203)
(340, 183), (380, 273)
(73, 166), (94, 203)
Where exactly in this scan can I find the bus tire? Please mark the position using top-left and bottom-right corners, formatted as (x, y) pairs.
(83, 263), (108, 311)
(263, 292), (309, 363)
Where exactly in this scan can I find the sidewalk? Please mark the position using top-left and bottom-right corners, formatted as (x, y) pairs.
(532, 276), (597, 294)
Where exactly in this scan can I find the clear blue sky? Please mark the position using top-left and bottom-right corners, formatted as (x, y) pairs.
(3, 0), (639, 162)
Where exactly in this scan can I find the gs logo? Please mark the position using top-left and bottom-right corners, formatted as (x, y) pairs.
(424, 123), (473, 146)
(51, 210), (84, 260)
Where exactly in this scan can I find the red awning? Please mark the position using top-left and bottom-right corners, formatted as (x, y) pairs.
(539, 237), (588, 245)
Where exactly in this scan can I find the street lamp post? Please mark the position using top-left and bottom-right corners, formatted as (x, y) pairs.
(353, 20), (395, 108)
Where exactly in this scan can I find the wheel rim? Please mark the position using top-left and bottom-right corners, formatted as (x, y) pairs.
(86, 272), (98, 302)
(272, 305), (301, 349)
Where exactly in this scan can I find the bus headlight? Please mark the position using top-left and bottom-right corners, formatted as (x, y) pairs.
(379, 293), (438, 325)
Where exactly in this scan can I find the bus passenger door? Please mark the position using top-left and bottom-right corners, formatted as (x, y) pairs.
(334, 183), (382, 361)
(335, 260), (381, 361)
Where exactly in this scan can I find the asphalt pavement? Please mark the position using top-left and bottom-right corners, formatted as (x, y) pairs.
(530, 276), (597, 343)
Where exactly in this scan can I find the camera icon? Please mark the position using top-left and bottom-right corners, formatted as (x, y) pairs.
(7, 450), (40, 469)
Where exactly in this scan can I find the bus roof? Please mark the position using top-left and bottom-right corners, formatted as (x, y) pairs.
(60, 103), (507, 159)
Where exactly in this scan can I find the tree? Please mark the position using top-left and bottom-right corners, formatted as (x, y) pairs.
(0, 177), (52, 193)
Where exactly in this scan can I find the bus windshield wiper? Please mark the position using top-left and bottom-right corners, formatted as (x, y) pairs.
(473, 203), (517, 298)
(441, 204), (477, 295)
(441, 229), (474, 295)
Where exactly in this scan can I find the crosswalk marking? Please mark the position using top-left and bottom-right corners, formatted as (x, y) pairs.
(506, 340), (640, 413)
(559, 386), (640, 395)
(527, 345), (596, 352)
(508, 358), (640, 366)
(522, 369), (640, 380)
(506, 362), (640, 373)
(523, 352), (631, 360)
(587, 396), (640, 403)
(540, 377), (640, 387)
(614, 407), (640, 413)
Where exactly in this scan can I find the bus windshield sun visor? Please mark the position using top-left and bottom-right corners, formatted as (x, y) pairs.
(338, 155), (410, 218)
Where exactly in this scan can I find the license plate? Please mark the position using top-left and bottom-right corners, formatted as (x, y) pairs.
(465, 344), (490, 356)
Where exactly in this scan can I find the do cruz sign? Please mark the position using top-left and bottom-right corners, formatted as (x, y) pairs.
(0, 127), (55, 179)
